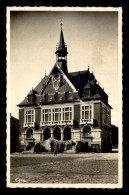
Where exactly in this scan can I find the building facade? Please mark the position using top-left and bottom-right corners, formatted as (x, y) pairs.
(18, 24), (112, 152)
(10, 114), (19, 153)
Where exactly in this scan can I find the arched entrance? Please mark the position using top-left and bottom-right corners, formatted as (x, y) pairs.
(54, 127), (61, 140)
(26, 128), (33, 139)
(44, 128), (51, 141)
(83, 125), (91, 137)
(64, 127), (71, 140)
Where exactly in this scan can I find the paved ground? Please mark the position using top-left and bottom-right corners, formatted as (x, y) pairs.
(10, 152), (118, 184)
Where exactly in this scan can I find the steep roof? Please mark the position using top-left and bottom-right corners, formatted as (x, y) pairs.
(58, 29), (65, 49)
(55, 26), (68, 57)
(34, 76), (48, 94)
(67, 70), (95, 89)
(81, 94), (102, 101)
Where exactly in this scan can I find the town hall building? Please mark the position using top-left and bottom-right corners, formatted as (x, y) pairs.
(18, 23), (112, 152)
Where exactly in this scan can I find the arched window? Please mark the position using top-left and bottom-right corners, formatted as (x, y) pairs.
(54, 127), (61, 140)
(83, 126), (91, 137)
(64, 127), (71, 140)
(44, 128), (51, 141)
(26, 129), (33, 139)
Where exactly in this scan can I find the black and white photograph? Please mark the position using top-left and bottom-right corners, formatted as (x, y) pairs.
(7, 7), (122, 188)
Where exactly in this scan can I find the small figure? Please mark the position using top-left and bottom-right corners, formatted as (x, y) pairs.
(54, 149), (57, 156)
(75, 141), (79, 154)
(53, 141), (58, 156)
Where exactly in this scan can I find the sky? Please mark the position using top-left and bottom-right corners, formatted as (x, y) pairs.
(9, 8), (121, 127)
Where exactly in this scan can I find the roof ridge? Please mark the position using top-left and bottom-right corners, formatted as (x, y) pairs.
(69, 70), (89, 74)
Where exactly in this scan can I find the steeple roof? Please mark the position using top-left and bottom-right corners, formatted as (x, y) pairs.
(55, 23), (68, 56)
(58, 28), (65, 49)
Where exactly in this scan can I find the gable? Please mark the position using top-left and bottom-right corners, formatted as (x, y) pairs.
(40, 63), (77, 95)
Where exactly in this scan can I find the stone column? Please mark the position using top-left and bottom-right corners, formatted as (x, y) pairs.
(71, 131), (74, 140)
(61, 129), (64, 141)
(51, 129), (54, 138)
(80, 131), (82, 141)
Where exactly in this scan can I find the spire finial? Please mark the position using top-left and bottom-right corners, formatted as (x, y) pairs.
(61, 19), (63, 29)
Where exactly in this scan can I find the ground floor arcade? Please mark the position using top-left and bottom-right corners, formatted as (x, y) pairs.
(19, 125), (105, 151)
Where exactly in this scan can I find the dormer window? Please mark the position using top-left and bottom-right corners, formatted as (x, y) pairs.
(45, 94), (48, 101)
(84, 89), (90, 97)
(55, 92), (58, 101)
(27, 89), (37, 102)
(65, 91), (69, 100)
(28, 95), (33, 102)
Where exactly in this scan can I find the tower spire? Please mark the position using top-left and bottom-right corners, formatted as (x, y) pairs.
(55, 22), (68, 73)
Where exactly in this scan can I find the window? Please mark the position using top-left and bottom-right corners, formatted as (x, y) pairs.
(41, 106), (73, 125)
(25, 110), (34, 123)
(26, 129), (33, 139)
(82, 105), (92, 120)
(42, 109), (51, 122)
(84, 89), (90, 97)
(83, 126), (91, 137)
(53, 108), (61, 121)
(45, 94), (48, 101)
(55, 92), (58, 101)
(63, 107), (72, 121)
(28, 95), (33, 102)
(65, 91), (69, 100)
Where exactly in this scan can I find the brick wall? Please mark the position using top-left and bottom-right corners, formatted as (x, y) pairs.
(94, 103), (101, 128)
(74, 104), (80, 129)
(100, 102), (103, 128)
(35, 108), (41, 130)
(19, 109), (24, 132)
